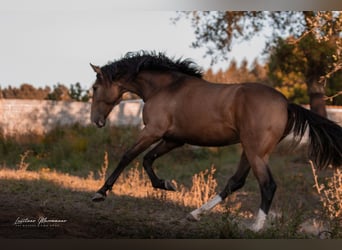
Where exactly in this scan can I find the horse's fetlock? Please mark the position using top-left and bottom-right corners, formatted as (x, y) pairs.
(152, 179), (164, 189)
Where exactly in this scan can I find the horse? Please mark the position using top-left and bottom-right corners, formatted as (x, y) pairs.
(89, 51), (342, 231)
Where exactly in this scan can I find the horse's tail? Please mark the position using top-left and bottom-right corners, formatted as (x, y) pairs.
(286, 103), (342, 169)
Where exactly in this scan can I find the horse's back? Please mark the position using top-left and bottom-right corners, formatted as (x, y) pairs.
(143, 80), (289, 148)
(235, 82), (288, 119)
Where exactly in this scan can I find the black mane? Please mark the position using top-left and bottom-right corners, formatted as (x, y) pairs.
(101, 51), (203, 80)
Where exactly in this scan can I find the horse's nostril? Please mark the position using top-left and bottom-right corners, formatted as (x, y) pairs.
(96, 120), (105, 128)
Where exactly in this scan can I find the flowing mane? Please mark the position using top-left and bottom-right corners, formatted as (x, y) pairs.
(100, 51), (203, 80)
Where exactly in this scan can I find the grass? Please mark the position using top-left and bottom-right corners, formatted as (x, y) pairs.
(0, 125), (341, 238)
(0, 163), (219, 210)
(0, 124), (243, 191)
(1, 124), (140, 175)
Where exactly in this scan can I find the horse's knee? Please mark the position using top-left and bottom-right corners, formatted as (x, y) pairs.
(143, 156), (151, 168)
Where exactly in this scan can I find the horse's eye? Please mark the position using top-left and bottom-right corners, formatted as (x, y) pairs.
(93, 86), (98, 92)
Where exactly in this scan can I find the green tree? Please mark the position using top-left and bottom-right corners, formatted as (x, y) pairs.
(69, 82), (90, 102)
(269, 34), (340, 115)
(176, 11), (342, 116)
(325, 72), (342, 105)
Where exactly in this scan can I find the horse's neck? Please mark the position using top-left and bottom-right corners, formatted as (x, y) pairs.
(132, 72), (176, 101)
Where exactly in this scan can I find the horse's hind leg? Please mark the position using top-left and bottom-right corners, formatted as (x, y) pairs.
(244, 151), (277, 232)
(143, 139), (183, 191)
(189, 151), (251, 221)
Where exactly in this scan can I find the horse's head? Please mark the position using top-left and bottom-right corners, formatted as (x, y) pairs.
(90, 63), (124, 128)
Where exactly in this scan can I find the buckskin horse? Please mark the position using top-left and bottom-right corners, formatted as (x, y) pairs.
(89, 51), (342, 231)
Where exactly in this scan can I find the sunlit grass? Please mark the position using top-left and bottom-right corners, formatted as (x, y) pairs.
(310, 160), (342, 236)
(0, 163), (224, 220)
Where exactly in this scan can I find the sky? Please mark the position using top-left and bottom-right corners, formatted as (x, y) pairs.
(0, 1), (267, 89)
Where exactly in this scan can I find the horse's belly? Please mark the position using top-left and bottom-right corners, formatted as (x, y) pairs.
(164, 125), (239, 147)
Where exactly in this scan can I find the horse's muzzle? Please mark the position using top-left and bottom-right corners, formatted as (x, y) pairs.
(95, 119), (106, 128)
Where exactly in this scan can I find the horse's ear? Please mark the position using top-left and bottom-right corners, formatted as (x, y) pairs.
(90, 63), (102, 74)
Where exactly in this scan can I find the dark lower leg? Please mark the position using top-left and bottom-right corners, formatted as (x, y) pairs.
(259, 168), (277, 214)
(219, 151), (251, 199)
(97, 154), (133, 196)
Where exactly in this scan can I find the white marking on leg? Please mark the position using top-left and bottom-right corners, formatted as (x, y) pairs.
(250, 209), (267, 232)
(189, 195), (222, 221)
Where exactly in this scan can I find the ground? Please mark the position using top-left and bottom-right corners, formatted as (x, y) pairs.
(0, 163), (336, 239)
(0, 177), (229, 238)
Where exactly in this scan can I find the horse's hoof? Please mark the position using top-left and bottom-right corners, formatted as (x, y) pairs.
(92, 192), (106, 202)
(164, 180), (177, 191)
(186, 212), (200, 222)
(249, 220), (266, 232)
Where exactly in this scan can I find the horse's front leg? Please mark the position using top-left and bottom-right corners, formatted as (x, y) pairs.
(92, 127), (161, 202)
(143, 139), (183, 191)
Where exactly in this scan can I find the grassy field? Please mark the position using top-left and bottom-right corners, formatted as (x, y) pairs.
(0, 125), (341, 238)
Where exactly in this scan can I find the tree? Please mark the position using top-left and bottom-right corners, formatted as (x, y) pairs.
(47, 84), (71, 101)
(175, 11), (306, 63)
(0, 84), (50, 100)
(1, 83), (91, 102)
(204, 59), (268, 84)
(325, 71), (342, 105)
(250, 59), (269, 83)
(269, 34), (339, 116)
(176, 11), (342, 116)
(69, 82), (90, 102)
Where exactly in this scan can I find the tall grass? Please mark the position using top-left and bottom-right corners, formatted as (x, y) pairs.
(16, 150), (32, 171)
(0, 159), (219, 211)
(0, 124), (141, 174)
(310, 160), (342, 220)
(0, 124), (240, 183)
(98, 151), (109, 183)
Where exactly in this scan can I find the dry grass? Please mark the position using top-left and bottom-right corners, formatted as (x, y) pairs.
(310, 160), (342, 220)
(115, 163), (220, 209)
(3, 145), (341, 238)
(98, 151), (108, 183)
(0, 160), (220, 211)
(145, 164), (219, 209)
(16, 150), (31, 171)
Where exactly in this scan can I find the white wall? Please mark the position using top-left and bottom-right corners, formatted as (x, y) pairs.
(0, 99), (143, 136)
(0, 99), (341, 137)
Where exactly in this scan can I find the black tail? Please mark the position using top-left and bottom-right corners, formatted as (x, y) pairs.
(287, 103), (342, 169)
